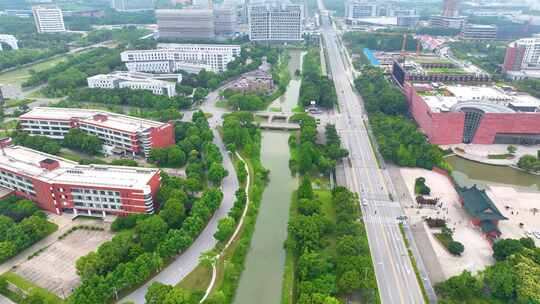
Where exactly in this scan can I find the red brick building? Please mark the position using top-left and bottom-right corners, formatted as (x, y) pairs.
(0, 142), (161, 216)
(19, 107), (175, 157)
(403, 82), (540, 145)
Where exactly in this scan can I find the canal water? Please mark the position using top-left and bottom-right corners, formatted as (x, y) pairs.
(270, 49), (305, 112)
(446, 155), (540, 191)
(233, 131), (296, 304)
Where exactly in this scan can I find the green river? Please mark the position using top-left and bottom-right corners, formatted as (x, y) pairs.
(446, 155), (540, 191)
(233, 131), (296, 304)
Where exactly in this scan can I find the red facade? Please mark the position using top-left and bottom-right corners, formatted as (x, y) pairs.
(404, 82), (540, 144)
(149, 122), (175, 148)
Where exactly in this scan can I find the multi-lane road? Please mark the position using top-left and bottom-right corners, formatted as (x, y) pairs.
(318, 5), (427, 304)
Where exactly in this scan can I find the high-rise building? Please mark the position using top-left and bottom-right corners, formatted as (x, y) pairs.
(248, 3), (303, 42)
(214, 5), (237, 36)
(461, 23), (497, 40)
(111, 0), (155, 11)
(503, 37), (540, 79)
(0, 139), (161, 216)
(345, 0), (377, 21)
(121, 43), (241, 74)
(156, 9), (215, 40)
(32, 6), (66, 33)
(443, 0), (458, 17)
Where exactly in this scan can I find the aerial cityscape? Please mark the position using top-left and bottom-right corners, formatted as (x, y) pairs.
(0, 0), (539, 303)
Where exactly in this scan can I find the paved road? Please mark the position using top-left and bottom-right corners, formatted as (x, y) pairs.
(0, 294), (13, 304)
(319, 5), (426, 304)
(121, 86), (239, 304)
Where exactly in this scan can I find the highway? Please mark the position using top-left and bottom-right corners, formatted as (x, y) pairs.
(318, 4), (426, 304)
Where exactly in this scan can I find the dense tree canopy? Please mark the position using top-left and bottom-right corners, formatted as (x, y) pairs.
(299, 49), (337, 109)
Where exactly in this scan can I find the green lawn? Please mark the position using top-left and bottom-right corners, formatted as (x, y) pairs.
(0, 272), (63, 304)
(0, 56), (68, 86)
(176, 264), (212, 292)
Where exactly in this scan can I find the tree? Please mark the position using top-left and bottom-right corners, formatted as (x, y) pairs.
(208, 162), (228, 186)
(297, 176), (314, 200)
(159, 199), (185, 229)
(435, 271), (482, 300)
(146, 282), (173, 304)
(519, 237), (535, 249)
(484, 261), (516, 300)
(507, 145), (517, 155)
(0, 241), (15, 262)
(493, 239), (523, 261)
(298, 199), (321, 216)
(135, 216), (168, 252)
(337, 269), (361, 293)
(447, 241), (465, 256)
(199, 250), (218, 268)
(213, 217), (235, 242)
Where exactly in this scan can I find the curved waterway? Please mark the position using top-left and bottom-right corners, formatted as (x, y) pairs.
(233, 131), (296, 304)
(446, 155), (540, 191)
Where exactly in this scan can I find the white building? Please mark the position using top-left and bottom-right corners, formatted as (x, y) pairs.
(32, 6), (66, 33)
(87, 72), (178, 98)
(214, 5), (237, 36)
(248, 3), (303, 42)
(156, 9), (215, 40)
(0, 34), (18, 51)
(121, 43), (241, 74)
(111, 0), (155, 11)
(461, 24), (497, 40)
(345, 0), (377, 20)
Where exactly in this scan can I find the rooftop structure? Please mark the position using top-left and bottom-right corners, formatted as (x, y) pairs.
(461, 23), (497, 40)
(18, 107), (175, 157)
(392, 55), (491, 84)
(229, 69), (274, 93)
(32, 6), (65, 33)
(111, 0), (155, 11)
(121, 43), (241, 74)
(87, 71), (178, 98)
(156, 9), (215, 40)
(457, 185), (507, 238)
(0, 34), (18, 51)
(0, 142), (161, 216)
(248, 3), (303, 42)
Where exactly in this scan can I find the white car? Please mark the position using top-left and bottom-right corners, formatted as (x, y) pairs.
(361, 198), (368, 206)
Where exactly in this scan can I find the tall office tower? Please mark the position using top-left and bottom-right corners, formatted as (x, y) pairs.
(214, 5), (237, 36)
(443, 0), (458, 17)
(156, 9), (215, 40)
(32, 6), (66, 33)
(345, 0), (377, 21)
(111, 0), (155, 11)
(248, 3), (303, 42)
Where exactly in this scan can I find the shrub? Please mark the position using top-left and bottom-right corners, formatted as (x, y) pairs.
(447, 241), (465, 256)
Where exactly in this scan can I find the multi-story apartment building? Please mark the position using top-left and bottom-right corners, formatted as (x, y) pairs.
(0, 34), (18, 51)
(18, 107), (175, 157)
(504, 37), (540, 72)
(461, 24), (497, 40)
(87, 71), (177, 98)
(156, 9), (216, 40)
(121, 43), (241, 74)
(214, 5), (237, 36)
(0, 138), (161, 216)
(345, 0), (377, 21)
(248, 3), (303, 42)
(32, 6), (66, 33)
(111, 0), (155, 11)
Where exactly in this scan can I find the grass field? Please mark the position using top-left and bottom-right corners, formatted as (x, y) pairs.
(0, 271), (63, 304)
(0, 56), (68, 86)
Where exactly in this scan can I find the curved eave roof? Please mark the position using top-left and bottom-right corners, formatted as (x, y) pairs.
(450, 101), (516, 114)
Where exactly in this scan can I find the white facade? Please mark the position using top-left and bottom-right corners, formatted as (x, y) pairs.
(156, 9), (215, 40)
(248, 4), (303, 42)
(87, 72), (177, 98)
(345, 1), (377, 20)
(121, 43), (241, 74)
(0, 34), (18, 51)
(32, 6), (65, 33)
(214, 5), (237, 36)
(513, 37), (540, 69)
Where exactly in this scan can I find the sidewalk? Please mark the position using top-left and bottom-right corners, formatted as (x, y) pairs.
(446, 144), (540, 166)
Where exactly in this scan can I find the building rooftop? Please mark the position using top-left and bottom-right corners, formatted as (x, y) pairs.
(415, 84), (540, 113)
(20, 107), (166, 134)
(457, 185), (507, 221)
(0, 145), (159, 190)
(88, 71), (175, 86)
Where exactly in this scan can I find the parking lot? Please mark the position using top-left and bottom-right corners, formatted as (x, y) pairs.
(13, 228), (112, 298)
